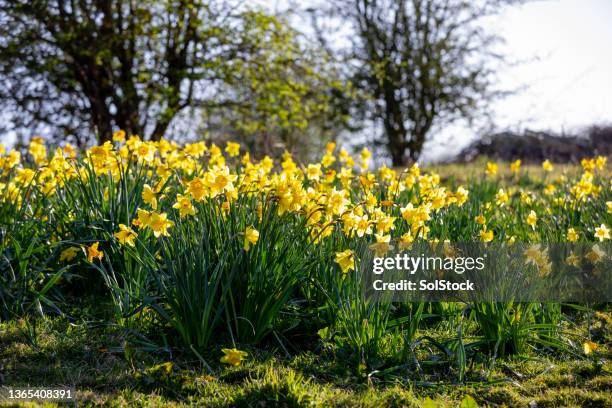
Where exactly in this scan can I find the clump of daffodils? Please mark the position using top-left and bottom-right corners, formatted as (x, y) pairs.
(1, 135), (610, 282)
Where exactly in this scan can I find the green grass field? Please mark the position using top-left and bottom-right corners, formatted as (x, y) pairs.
(1, 309), (610, 407)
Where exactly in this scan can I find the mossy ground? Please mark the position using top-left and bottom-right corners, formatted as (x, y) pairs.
(1, 310), (609, 408)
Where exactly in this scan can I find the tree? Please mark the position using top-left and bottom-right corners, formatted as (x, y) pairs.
(0, 0), (234, 145)
(208, 11), (352, 159)
(314, 0), (515, 165)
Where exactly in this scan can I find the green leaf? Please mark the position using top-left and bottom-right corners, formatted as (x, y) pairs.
(317, 326), (329, 339)
(460, 395), (479, 408)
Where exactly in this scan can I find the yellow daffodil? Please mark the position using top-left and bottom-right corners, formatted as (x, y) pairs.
(543, 184), (556, 196)
(595, 156), (607, 170)
(335, 249), (355, 275)
(225, 142), (240, 157)
(134, 141), (156, 163)
(520, 191), (532, 204)
(59, 246), (79, 262)
(172, 194), (197, 218)
(29, 138), (47, 165)
(220, 348), (248, 366)
(184, 142), (207, 158)
(187, 177), (208, 201)
(208, 166), (238, 197)
(510, 159), (521, 174)
(354, 215), (372, 237)
(63, 143), (77, 158)
(87, 242), (104, 263)
(524, 244), (544, 266)
(583, 340), (598, 355)
(485, 162), (498, 176)
(243, 226), (259, 251)
(398, 231), (414, 250)
(306, 163), (322, 181)
(369, 234), (394, 257)
(112, 130), (126, 142)
(149, 212), (174, 237)
(526, 210), (538, 229)
(142, 184), (158, 209)
(114, 224), (138, 247)
(133, 208), (152, 229)
(594, 224), (610, 241)
(375, 215), (396, 234)
(321, 153), (336, 167)
(495, 188), (509, 206)
(566, 228), (579, 242)
(455, 186), (469, 206)
(360, 147), (371, 162)
(479, 228), (494, 243)
(565, 252), (580, 267)
(585, 244), (605, 264)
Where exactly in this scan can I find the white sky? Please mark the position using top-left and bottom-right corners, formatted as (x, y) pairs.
(491, 0), (612, 129)
(423, 0), (612, 161)
(2, 0), (611, 162)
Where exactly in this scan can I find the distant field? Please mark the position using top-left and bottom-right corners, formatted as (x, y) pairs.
(424, 158), (584, 184)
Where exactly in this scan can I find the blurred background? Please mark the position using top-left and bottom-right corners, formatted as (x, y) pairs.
(0, 0), (610, 165)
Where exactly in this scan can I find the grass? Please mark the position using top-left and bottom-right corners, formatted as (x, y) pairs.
(426, 158), (583, 184)
(1, 312), (610, 407)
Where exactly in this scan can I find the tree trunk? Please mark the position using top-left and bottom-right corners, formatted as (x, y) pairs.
(388, 138), (406, 167)
(407, 133), (425, 162)
(96, 121), (113, 144)
(383, 113), (409, 167)
(91, 101), (114, 144)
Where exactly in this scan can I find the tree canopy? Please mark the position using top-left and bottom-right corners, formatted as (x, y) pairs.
(314, 0), (515, 165)
(0, 0), (348, 151)
(1, 0), (227, 144)
(0, 0), (518, 164)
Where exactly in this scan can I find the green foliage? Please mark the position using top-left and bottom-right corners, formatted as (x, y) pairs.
(1, 140), (609, 394)
(0, 2), (351, 150)
(0, 0), (225, 142)
(0, 231), (66, 321)
(151, 217), (234, 350)
(313, 239), (392, 363)
(0, 174), (65, 320)
(215, 11), (352, 159)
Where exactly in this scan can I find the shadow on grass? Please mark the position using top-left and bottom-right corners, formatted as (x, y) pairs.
(1, 315), (611, 407)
